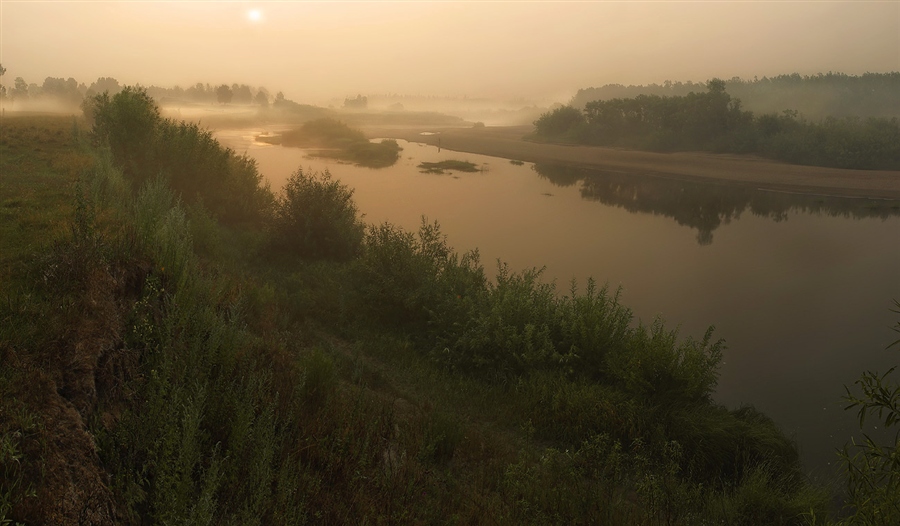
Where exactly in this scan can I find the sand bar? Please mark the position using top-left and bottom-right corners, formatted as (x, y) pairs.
(363, 125), (900, 200)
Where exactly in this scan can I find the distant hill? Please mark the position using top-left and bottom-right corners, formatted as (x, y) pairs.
(570, 72), (900, 120)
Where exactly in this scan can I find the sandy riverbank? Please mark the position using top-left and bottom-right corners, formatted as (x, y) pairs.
(362, 125), (900, 200)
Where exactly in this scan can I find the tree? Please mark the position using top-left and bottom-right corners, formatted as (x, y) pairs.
(12, 77), (28, 100)
(254, 90), (269, 107)
(86, 77), (122, 97)
(706, 77), (727, 95)
(533, 105), (586, 139)
(187, 82), (211, 102)
(231, 83), (252, 104)
(216, 84), (233, 104)
(343, 94), (368, 109)
(271, 168), (364, 261)
(84, 86), (162, 187)
(41, 77), (83, 106)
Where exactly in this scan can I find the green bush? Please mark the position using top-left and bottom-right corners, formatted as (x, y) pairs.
(281, 118), (368, 148)
(353, 219), (486, 333)
(271, 168), (364, 261)
(839, 301), (900, 524)
(84, 86), (272, 225)
(436, 264), (566, 375)
(533, 105), (588, 142)
(84, 86), (160, 183)
(278, 119), (402, 168)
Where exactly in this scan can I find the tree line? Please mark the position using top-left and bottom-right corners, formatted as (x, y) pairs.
(535, 79), (900, 170)
(0, 65), (278, 108)
(569, 72), (900, 120)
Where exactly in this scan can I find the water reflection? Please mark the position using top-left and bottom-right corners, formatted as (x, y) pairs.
(533, 164), (900, 245)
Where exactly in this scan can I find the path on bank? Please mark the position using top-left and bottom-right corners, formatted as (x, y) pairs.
(363, 125), (900, 200)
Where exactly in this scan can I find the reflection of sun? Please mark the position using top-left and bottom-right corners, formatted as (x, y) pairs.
(247, 9), (262, 23)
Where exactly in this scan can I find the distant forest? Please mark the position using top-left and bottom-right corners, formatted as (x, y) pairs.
(536, 77), (900, 170)
(0, 69), (278, 108)
(569, 72), (900, 120)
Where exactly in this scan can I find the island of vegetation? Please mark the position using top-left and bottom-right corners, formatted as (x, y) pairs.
(257, 118), (402, 168)
(1, 86), (898, 524)
(417, 160), (481, 174)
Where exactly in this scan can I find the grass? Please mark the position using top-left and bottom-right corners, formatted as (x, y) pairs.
(0, 115), (91, 288)
(417, 160), (481, 174)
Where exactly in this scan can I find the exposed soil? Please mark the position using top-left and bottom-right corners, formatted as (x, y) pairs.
(362, 125), (900, 200)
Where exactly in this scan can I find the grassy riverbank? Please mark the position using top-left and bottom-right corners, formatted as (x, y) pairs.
(1, 89), (891, 524)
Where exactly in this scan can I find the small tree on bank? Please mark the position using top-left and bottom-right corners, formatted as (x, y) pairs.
(271, 168), (364, 261)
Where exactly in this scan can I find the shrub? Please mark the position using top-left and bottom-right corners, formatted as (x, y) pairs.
(436, 264), (567, 375)
(534, 105), (587, 141)
(278, 119), (402, 168)
(84, 87), (160, 183)
(271, 168), (364, 261)
(353, 219), (486, 334)
(281, 118), (367, 149)
(839, 300), (900, 523)
(85, 86), (272, 225)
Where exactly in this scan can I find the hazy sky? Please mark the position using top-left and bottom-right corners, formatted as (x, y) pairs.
(2, 1), (898, 104)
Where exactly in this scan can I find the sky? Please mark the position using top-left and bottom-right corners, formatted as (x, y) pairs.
(2, 1), (898, 104)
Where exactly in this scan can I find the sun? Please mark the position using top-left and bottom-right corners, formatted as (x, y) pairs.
(247, 9), (263, 23)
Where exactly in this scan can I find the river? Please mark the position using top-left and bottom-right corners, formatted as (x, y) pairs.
(215, 128), (900, 478)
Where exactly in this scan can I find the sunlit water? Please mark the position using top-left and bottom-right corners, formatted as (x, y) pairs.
(216, 128), (900, 478)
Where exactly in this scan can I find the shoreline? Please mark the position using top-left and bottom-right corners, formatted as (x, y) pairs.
(362, 124), (900, 200)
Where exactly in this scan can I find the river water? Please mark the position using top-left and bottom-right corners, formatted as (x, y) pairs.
(215, 128), (900, 478)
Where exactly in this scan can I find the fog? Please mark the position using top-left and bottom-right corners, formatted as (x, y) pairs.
(2, 1), (897, 105)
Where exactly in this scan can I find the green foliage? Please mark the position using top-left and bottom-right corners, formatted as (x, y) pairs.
(0, 403), (40, 525)
(417, 410), (464, 466)
(276, 118), (402, 168)
(569, 72), (900, 120)
(283, 118), (367, 148)
(607, 322), (723, 405)
(757, 114), (900, 170)
(353, 219), (486, 333)
(3, 114), (838, 524)
(84, 87), (161, 180)
(839, 301), (900, 524)
(435, 265), (567, 375)
(576, 81), (747, 151)
(216, 84), (233, 104)
(417, 159), (480, 174)
(84, 85), (273, 224)
(334, 138), (401, 168)
(152, 120), (272, 223)
(271, 168), (365, 261)
(533, 105), (587, 141)
(538, 80), (900, 169)
(343, 94), (368, 109)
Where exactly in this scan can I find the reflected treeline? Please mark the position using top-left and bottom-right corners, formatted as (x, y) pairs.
(532, 163), (900, 245)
